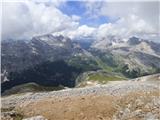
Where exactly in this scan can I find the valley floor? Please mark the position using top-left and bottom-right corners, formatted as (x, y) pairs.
(1, 74), (160, 120)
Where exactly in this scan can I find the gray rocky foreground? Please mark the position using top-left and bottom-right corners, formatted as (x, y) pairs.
(2, 80), (159, 109)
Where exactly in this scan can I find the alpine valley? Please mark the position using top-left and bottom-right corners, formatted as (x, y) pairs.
(1, 34), (160, 95)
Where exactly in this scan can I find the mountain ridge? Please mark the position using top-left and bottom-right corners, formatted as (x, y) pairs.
(1, 34), (160, 94)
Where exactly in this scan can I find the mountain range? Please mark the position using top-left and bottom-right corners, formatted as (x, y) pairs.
(1, 34), (160, 95)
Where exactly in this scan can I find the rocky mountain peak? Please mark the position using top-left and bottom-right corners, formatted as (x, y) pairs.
(128, 36), (142, 45)
(31, 34), (71, 47)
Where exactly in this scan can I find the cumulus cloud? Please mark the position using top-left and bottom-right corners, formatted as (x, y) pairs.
(2, 0), (79, 40)
(85, 1), (103, 19)
(84, 1), (159, 41)
(2, 0), (159, 41)
(67, 25), (96, 39)
(71, 15), (81, 21)
(53, 25), (96, 40)
(97, 14), (156, 40)
(100, 2), (159, 31)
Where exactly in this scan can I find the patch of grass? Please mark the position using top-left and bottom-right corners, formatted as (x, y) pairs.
(2, 83), (64, 96)
(88, 73), (124, 83)
(95, 57), (114, 72)
(68, 56), (99, 71)
(21, 83), (64, 92)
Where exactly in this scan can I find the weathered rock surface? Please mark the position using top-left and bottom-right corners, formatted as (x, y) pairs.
(23, 116), (48, 120)
(1, 74), (160, 120)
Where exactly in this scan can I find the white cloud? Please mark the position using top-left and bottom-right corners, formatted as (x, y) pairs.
(85, 1), (103, 19)
(2, 1), (159, 42)
(96, 14), (156, 40)
(100, 2), (159, 31)
(71, 15), (81, 21)
(84, 1), (159, 41)
(67, 25), (96, 39)
(2, 1), (79, 40)
(53, 25), (96, 39)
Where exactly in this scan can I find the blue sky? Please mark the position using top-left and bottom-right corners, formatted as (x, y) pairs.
(59, 1), (111, 27)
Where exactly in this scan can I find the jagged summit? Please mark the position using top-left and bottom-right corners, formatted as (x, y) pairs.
(127, 36), (142, 45)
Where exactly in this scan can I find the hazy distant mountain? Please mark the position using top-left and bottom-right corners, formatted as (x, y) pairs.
(91, 36), (160, 77)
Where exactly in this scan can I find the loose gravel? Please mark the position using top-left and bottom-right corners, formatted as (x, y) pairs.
(2, 81), (159, 109)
